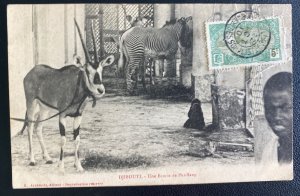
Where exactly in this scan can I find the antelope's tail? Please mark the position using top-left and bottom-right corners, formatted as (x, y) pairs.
(18, 112), (28, 135)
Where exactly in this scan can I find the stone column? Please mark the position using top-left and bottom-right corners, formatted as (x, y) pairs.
(214, 4), (246, 90)
(175, 4), (193, 87)
(153, 4), (175, 77)
(192, 4), (215, 102)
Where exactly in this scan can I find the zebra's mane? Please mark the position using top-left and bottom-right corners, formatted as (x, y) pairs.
(180, 22), (193, 48)
(161, 17), (192, 48)
(162, 18), (177, 27)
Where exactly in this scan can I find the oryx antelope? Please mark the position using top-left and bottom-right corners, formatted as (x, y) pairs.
(19, 19), (114, 172)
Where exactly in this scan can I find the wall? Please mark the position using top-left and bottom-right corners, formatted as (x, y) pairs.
(35, 5), (65, 67)
(8, 5), (34, 137)
(154, 4), (173, 28)
(36, 4), (86, 67)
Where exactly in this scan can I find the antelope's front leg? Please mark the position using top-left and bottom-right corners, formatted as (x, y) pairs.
(73, 116), (84, 172)
(36, 110), (53, 164)
(58, 116), (67, 173)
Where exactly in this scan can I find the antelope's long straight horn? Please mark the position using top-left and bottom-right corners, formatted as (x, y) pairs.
(91, 22), (99, 65)
(74, 18), (91, 64)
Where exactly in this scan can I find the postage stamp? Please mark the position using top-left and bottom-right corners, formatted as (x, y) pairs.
(8, 4), (292, 189)
(206, 11), (283, 69)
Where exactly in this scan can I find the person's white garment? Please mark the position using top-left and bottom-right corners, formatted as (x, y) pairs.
(254, 115), (279, 166)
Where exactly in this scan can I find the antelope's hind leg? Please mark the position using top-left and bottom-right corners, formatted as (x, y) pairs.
(36, 109), (53, 164)
(73, 116), (84, 172)
(27, 121), (36, 166)
(26, 99), (40, 166)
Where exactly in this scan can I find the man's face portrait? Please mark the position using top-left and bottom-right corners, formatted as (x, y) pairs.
(263, 72), (293, 139)
(264, 89), (292, 138)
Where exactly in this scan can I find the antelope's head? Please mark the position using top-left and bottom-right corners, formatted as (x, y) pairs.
(74, 19), (114, 97)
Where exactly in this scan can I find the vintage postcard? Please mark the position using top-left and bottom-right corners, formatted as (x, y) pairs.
(8, 4), (293, 188)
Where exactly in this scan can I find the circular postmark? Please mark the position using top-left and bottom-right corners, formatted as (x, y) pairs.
(224, 10), (271, 58)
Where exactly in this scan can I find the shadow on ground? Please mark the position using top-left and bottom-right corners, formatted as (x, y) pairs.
(82, 153), (152, 170)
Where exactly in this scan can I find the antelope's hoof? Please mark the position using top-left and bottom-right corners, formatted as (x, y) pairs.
(29, 162), (36, 166)
(58, 167), (65, 174)
(59, 169), (65, 175)
(46, 160), (53, 164)
(76, 167), (84, 172)
(74, 163), (84, 172)
(58, 162), (65, 174)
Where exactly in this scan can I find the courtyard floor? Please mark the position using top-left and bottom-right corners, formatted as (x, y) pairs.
(11, 93), (253, 175)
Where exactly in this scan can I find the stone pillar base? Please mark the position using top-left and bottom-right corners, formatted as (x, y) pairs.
(192, 74), (214, 103)
(154, 60), (163, 77)
(180, 65), (192, 88)
(211, 84), (246, 130)
(164, 59), (176, 77)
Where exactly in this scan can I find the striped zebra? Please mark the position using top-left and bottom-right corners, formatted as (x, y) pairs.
(118, 16), (193, 94)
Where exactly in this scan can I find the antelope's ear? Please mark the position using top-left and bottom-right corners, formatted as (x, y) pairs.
(101, 55), (115, 67)
(73, 54), (82, 65)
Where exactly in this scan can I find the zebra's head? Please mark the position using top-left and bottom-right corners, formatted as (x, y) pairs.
(178, 16), (193, 48)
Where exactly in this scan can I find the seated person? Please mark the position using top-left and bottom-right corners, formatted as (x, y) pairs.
(263, 72), (292, 164)
(184, 98), (205, 130)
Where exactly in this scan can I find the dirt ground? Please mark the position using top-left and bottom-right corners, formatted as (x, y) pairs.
(11, 93), (254, 175)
